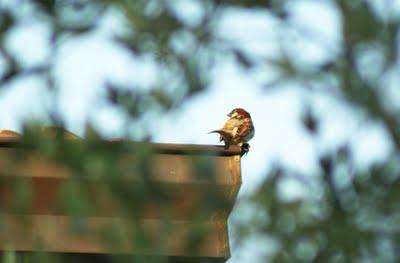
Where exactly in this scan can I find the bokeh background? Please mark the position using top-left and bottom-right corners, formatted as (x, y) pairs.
(1, 0), (400, 262)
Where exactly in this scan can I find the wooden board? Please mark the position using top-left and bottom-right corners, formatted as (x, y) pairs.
(0, 148), (241, 219)
(0, 140), (242, 258)
(0, 214), (229, 258)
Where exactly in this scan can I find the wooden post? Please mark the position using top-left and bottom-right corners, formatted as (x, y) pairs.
(0, 130), (242, 261)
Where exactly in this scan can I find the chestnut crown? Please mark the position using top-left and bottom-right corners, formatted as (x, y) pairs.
(228, 108), (251, 118)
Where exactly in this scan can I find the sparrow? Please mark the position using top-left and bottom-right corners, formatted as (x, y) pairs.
(210, 108), (255, 155)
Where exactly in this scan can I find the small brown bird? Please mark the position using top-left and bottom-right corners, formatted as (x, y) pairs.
(210, 108), (255, 153)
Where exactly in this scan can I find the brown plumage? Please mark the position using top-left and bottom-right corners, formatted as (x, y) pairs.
(210, 108), (255, 149)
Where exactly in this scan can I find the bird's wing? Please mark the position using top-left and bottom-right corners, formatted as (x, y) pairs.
(222, 118), (241, 131)
(236, 119), (254, 138)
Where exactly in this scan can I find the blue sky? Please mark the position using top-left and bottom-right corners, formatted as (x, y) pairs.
(0, 1), (394, 261)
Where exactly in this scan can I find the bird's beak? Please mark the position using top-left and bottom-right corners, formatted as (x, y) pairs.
(228, 111), (237, 118)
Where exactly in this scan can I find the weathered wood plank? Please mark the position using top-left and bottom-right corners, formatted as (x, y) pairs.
(0, 214), (229, 258)
(0, 134), (242, 156)
(0, 148), (241, 184)
(0, 135), (241, 259)
(0, 148), (241, 219)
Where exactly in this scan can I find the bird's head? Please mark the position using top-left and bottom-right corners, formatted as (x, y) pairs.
(228, 108), (251, 119)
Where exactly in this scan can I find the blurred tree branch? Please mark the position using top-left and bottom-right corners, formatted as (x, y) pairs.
(1, 0), (400, 262)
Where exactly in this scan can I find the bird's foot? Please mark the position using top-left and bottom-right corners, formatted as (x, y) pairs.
(240, 143), (250, 157)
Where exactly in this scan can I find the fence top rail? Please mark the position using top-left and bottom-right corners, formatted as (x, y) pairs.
(0, 130), (242, 156)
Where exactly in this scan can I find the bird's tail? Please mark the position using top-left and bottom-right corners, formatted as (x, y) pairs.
(209, 130), (232, 142)
(209, 130), (230, 136)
